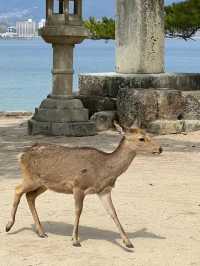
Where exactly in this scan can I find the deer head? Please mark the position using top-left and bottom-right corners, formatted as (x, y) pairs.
(114, 121), (162, 155)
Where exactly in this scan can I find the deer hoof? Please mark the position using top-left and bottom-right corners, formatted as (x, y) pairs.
(72, 241), (81, 247)
(126, 243), (134, 249)
(38, 232), (48, 238)
(123, 240), (134, 249)
(5, 221), (13, 232)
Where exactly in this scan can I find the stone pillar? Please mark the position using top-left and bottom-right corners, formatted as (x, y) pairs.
(116, 0), (165, 74)
(52, 44), (74, 96)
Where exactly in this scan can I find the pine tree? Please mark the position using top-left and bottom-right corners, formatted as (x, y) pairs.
(84, 0), (200, 40)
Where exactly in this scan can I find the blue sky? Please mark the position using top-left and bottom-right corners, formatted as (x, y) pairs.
(0, 0), (183, 22)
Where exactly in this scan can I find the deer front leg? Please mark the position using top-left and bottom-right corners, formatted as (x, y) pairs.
(99, 191), (134, 248)
(72, 188), (85, 247)
(26, 187), (47, 238)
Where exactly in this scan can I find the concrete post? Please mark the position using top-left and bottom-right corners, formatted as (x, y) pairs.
(116, 0), (165, 74)
(52, 44), (74, 96)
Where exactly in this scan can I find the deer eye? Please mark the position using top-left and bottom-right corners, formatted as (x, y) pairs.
(139, 138), (145, 142)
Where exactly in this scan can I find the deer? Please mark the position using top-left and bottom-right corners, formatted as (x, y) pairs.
(6, 122), (162, 248)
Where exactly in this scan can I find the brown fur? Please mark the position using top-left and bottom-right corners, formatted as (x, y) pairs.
(6, 125), (162, 248)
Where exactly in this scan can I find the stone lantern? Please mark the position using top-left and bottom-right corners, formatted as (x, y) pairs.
(28, 0), (96, 136)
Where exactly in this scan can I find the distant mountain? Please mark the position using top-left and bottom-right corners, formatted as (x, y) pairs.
(0, 0), (183, 24)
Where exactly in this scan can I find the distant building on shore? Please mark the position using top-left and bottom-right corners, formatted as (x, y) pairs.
(38, 19), (46, 29)
(16, 19), (38, 38)
(0, 26), (17, 39)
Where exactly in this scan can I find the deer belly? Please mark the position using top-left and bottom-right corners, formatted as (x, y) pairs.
(40, 176), (74, 194)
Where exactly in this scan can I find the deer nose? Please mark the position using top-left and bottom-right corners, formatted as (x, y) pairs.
(159, 147), (163, 154)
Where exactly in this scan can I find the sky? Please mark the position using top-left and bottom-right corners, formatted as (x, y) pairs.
(0, 0), (183, 23)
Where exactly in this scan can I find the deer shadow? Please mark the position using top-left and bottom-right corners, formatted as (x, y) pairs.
(8, 221), (166, 252)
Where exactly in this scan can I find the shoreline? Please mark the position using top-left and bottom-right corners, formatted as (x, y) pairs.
(0, 111), (32, 117)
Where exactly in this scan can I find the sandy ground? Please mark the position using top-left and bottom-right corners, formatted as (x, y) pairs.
(0, 116), (200, 266)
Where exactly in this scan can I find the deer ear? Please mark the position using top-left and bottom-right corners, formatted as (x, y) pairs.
(113, 121), (125, 135)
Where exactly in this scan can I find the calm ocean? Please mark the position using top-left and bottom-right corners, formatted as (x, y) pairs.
(0, 38), (200, 111)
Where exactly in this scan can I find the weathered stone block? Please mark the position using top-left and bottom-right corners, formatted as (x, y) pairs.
(91, 111), (117, 131)
(117, 88), (158, 128)
(51, 122), (96, 136)
(148, 120), (184, 135)
(182, 91), (200, 102)
(79, 73), (200, 97)
(183, 120), (200, 132)
(183, 95), (200, 120)
(76, 96), (117, 117)
(28, 120), (51, 135)
(157, 90), (184, 120)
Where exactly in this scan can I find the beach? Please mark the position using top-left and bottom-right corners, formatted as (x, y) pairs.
(0, 115), (200, 266)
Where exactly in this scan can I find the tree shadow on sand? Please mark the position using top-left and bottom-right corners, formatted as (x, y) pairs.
(8, 221), (165, 252)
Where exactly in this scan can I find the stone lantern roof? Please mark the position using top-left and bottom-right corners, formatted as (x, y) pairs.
(40, 0), (88, 44)
(46, 0), (83, 25)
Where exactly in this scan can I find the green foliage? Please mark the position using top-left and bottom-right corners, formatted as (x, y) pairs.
(84, 17), (115, 40)
(165, 0), (200, 39)
(85, 0), (200, 40)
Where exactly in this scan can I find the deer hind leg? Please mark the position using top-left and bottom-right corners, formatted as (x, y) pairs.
(26, 186), (47, 238)
(98, 191), (134, 249)
(72, 188), (85, 247)
(6, 182), (38, 232)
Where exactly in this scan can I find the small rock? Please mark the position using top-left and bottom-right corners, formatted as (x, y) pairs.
(90, 111), (117, 131)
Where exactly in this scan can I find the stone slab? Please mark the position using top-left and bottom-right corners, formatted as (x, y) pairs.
(28, 120), (52, 135)
(33, 108), (88, 122)
(148, 120), (200, 134)
(51, 121), (96, 136)
(29, 119), (96, 137)
(79, 73), (200, 97)
(40, 97), (84, 109)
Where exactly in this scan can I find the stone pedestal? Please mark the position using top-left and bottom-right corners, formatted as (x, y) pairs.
(28, 0), (96, 136)
(116, 0), (165, 74)
(29, 96), (95, 136)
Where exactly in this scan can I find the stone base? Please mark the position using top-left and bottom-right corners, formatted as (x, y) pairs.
(28, 96), (96, 136)
(79, 72), (200, 134)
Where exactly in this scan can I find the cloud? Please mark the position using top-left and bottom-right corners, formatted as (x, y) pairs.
(0, 9), (30, 20)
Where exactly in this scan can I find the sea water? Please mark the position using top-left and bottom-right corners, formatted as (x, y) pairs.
(0, 38), (199, 111)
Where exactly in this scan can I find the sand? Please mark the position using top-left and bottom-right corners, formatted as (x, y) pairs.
(0, 116), (200, 266)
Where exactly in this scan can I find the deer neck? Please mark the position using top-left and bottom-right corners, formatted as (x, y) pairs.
(107, 137), (136, 178)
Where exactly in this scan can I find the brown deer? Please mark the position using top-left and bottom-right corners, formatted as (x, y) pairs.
(6, 123), (162, 248)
